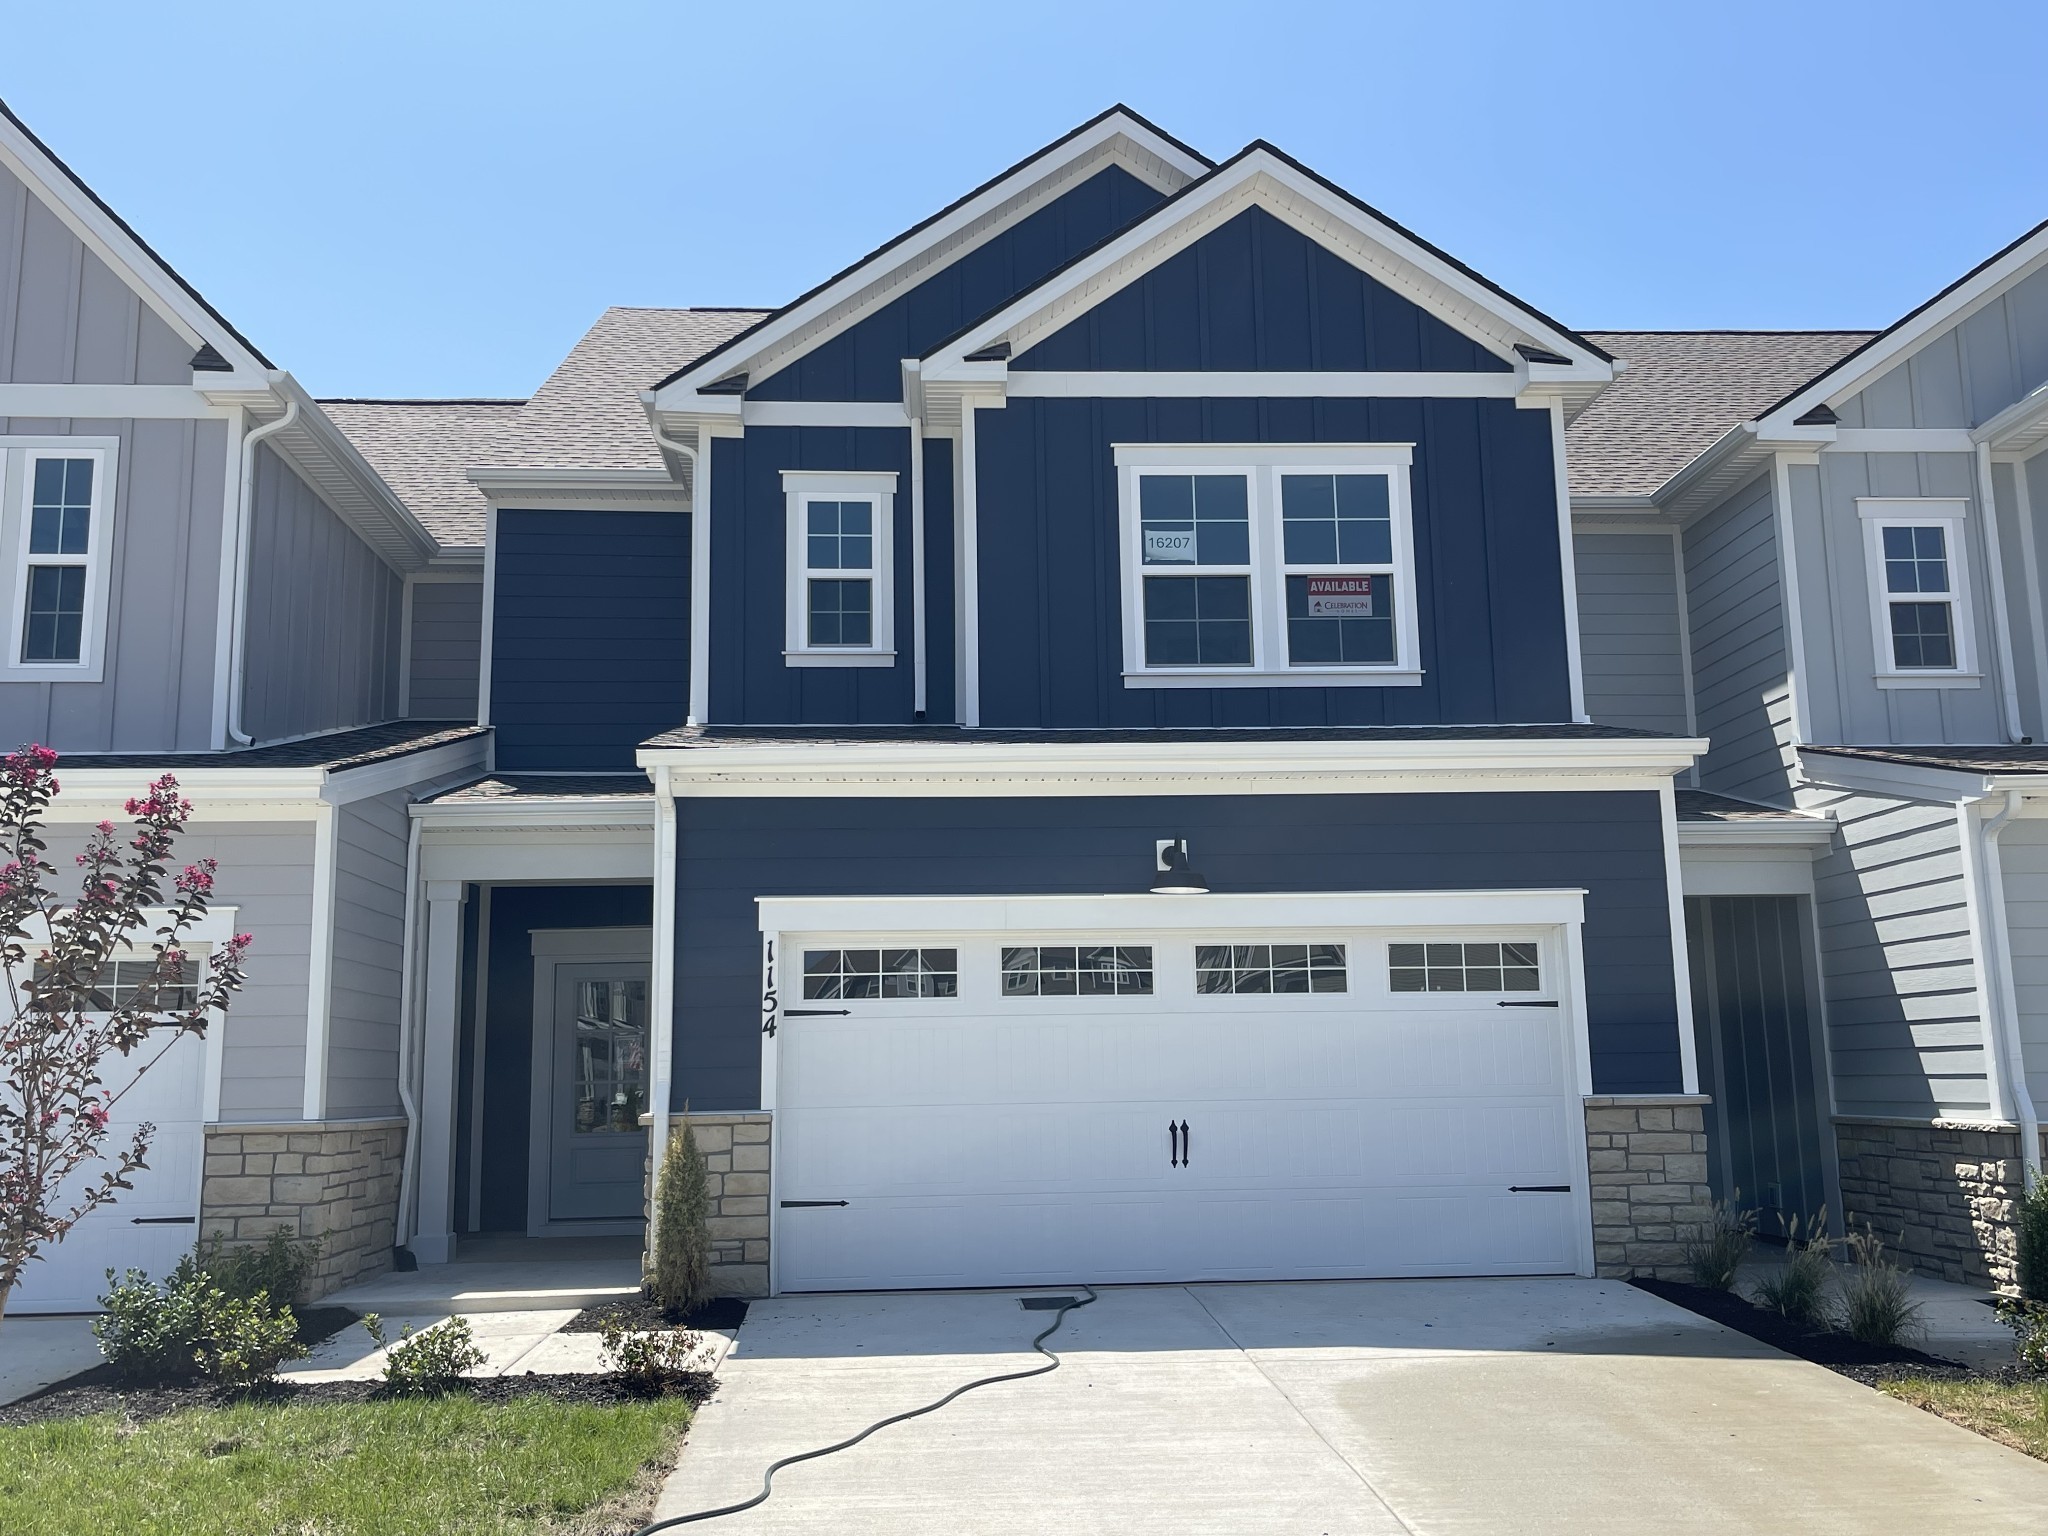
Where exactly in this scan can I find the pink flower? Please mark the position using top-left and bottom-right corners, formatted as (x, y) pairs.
(175, 859), (217, 897)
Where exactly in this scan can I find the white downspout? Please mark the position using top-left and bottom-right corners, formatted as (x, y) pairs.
(649, 414), (706, 726)
(1980, 789), (2043, 1184)
(645, 764), (680, 1251)
(1976, 442), (2026, 743)
(226, 398), (300, 746)
(910, 411), (927, 719)
(393, 813), (427, 1244)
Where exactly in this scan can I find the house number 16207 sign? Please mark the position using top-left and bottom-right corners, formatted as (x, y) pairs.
(1305, 575), (1375, 617)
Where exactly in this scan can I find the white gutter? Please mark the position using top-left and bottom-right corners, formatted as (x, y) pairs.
(225, 397), (300, 746)
(1978, 789), (2043, 1184)
(393, 813), (426, 1244)
(910, 410), (927, 719)
(647, 413), (707, 726)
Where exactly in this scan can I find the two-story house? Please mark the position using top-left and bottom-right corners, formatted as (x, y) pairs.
(10, 98), (2043, 1310)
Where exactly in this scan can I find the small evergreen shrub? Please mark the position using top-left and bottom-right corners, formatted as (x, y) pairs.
(195, 1226), (320, 1306)
(598, 1316), (704, 1395)
(1751, 1211), (1834, 1329)
(361, 1313), (488, 1395)
(648, 1122), (711, 1316)
(94, 1261), (307, 1385)
(1996, 1298), (2048, 1373)
(2016, 1172), (2048, 1303)
(1839, 1228), (1924, 1347)
(1683, 1196), (1756, 1290)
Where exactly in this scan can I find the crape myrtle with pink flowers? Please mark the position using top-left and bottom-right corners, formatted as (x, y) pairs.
(0, 744), (250, 1323)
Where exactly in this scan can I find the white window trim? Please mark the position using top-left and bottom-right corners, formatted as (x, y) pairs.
(0, 437), (119, 682)
(1857, 497), (1978, 687)
(782, 469), (898, 668)
(1113, 442), (1422, 688)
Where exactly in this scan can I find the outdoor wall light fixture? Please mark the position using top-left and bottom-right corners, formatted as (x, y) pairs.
(1151, 838), (1210, 894)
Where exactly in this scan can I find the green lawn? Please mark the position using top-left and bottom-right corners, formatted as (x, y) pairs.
(0, 1393), (694, 1536)
(1879, 1377), (2048, 1461)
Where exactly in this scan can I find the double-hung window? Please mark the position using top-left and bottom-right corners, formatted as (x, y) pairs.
(1858, 498), (1974, 684)
(783, 470), (896, 666)
(2, 439), (116, 680)
(1116, 444), (1419, 686)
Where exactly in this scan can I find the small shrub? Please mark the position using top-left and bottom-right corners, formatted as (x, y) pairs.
(1683, 1196), (1756, 1290)
(94, 1262), (307, 1385)
(1996, 1298), (2048, 1374)
(648, 1121), (711, 1316)
(2016, 1173), (2048, 1303)
(362, 1313), (488, 1395)
(1839, 1228), (1925, 1347)
(195, 1226), (320, 1306)
(598, 1316), (704, 1395)
(1752, 1211), (1834, 1329)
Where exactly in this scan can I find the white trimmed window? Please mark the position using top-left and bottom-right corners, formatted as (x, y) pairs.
(1114, 443), (1420, 687)
(1857, 498), (1975, 684)
(783, 469), (896, 667)
(2, 440), (117, 680)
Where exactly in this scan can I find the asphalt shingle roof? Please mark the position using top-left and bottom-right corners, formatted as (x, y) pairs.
(1802, 744), (2048, 776)
(323, 308), (767, 548)
(58, 721), (486, 772)
(1567, 331), (1876, 499)
(1673, 788), (1817, 824)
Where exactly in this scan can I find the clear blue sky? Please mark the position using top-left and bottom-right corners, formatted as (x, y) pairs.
(6, 1), (2043, 398)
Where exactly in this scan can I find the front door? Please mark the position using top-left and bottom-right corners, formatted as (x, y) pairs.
(548, 961), (651, 1223)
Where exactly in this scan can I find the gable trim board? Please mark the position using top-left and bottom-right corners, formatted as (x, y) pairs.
(917, 144), (1612, 399)
(654, 107), (1211, 402)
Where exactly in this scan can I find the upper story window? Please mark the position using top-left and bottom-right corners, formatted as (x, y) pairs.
(1114, 444), (1419, 688)
(1858, 498), (1975, 685)
(783, 470), (897, 668)
(2, 440), (117, 681)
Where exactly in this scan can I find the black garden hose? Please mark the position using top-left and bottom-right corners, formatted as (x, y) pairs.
(636, 1286), (1099, 1530)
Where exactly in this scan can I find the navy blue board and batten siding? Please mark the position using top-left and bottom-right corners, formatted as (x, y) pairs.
(671, 790), (1682, 1112)
(489, 509), (691, 771)
(745, 165), (1166, 402)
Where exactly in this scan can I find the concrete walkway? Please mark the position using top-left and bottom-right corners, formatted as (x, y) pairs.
(0, 1317), (101, 1406)
(654, 1278), (2048, 1535)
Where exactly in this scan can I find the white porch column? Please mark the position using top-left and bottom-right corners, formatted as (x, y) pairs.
(412, 879), (468, 1265)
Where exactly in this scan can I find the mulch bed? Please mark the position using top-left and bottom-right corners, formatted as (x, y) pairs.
(0, 1369), (716, 1430)
(561, 1295), (749, 1334)
(1632, 1277), (1967, 1373)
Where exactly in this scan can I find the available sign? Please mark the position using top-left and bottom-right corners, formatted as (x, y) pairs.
(1305, 575), (1375, 617)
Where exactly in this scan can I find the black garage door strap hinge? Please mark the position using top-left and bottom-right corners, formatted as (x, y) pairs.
(131, 1215), (198, 1225)
(1508, 1185), (1572, 1194)
(1498, 1000), (1560, 1008)
(783, 1008), (851, 1017)
(779, 1199), (849, 1208)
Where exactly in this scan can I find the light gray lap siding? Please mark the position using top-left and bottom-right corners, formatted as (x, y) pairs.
(325, 789), (410, 1118)
(1837, 262), (2048, 430)
(1998, 818), (2048, 1116)
(1799, 785), (1991, 1120)
(1572, 526), (1690, 736)
(1683, 474), (1796, 804)
(405, 577), (482, 720)
(242, 444), (402, 740)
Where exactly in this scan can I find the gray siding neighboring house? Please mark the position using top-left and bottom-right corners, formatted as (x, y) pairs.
(1572, 526), (1690, 736)
(406, 577), (483, 720)
(325, 788), (413, 1119)
(1835, 262), (2048, 432)
(241, 444), (404, 742)
(2000, 816), (2048, 1119)
(1682, 474), (1796, 804)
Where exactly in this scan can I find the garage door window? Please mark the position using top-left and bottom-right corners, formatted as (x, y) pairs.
(1195, 943), (1347, 994)
(803, 948), (958, 1000)
(1001, 945), (1154, 997)
(1388, 941), (1539, 994)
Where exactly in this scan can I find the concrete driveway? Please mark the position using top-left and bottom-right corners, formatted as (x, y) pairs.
(655, 1277), (2048, 1534)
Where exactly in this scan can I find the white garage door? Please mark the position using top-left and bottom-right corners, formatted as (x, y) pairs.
(7, 1026), (209, 1314)
(770, 915), (1590, 1293)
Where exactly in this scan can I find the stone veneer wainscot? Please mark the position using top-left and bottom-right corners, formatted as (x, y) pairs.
(645, 1111), (772, 1298)
(1833, 1118), (2047, 1291)
(199, 1117), (406, 1300)
(1585, 1095), (1716, 1279)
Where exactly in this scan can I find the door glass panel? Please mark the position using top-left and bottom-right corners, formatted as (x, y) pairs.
(571, 977), (647, 1133)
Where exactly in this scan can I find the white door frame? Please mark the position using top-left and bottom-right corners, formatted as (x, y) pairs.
(527, 925), (653, 1237)
(756, 888), (1598, 1294)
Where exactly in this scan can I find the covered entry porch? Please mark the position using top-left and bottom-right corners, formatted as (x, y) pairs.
(407, 776), (658, 1265)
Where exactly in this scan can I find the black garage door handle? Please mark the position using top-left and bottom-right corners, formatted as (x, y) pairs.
(1508, 1185), (1571, 1194)
(131, 1215), (198, 1225)
(779, 1199), (849, 1208)
(1498, 1000), (1559, 1008)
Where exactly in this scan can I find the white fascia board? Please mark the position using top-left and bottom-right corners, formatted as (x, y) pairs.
(652, 113), (1210, 409)
(641, 734), (1706, 796)
(0, 109), (267, 375)
(0, 384), (229, 419)
(1675, 818), (1835, 848)
(924, 151), (1614, 385)
(35, 737), (490, 821)
(1757, 232), (2048, 435)
(468, 466), (679, 494)
(1795, 749), (1992, 804)
(319, 736), (492, 805)
(410, 795), (655, 830)
(1008, 371), (1523, 399)
(1974, 382), (2048, 455)
(759, 886), (1588, 938)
